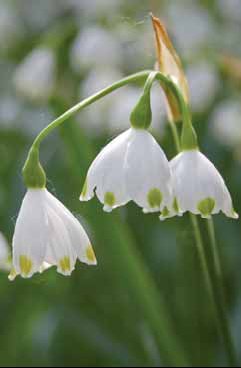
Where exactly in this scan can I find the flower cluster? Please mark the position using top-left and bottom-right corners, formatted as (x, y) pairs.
(9, 15), (238, 283)
(80, 126), (237, 221)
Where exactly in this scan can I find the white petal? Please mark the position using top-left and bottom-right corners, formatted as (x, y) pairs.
(45, 204), (77, 276)
(12, 189), (48, 278)
(0, 233), (11, 271)
(125, 129), (173, 212)
(46, 191), (96, 266)
(171, 150), (237, 218)
(80, 129), (131, 211)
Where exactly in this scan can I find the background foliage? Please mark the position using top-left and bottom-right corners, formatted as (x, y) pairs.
(0, 0), (241, 366)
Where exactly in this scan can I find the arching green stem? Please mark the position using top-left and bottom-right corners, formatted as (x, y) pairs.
(31, 70), (153, 150)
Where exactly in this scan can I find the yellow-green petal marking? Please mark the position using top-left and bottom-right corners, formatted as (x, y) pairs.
(147, 188), (163, 208)
(80, 178), (88, 198)
(104, 192), (116, 207)
(19, 255), (32, 277)
(197, 197), (215, 217)
(59, 256), (71, 273)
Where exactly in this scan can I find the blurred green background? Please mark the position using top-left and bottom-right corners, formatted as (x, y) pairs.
(0, 0), (241, 366)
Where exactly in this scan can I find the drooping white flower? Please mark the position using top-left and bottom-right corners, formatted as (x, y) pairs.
(10, 189), (96, 280)
(80, 128), (173, 214)
(170, 149), (238, 219)
(14, 47), (56, 102)
(0, 233), (11, 272)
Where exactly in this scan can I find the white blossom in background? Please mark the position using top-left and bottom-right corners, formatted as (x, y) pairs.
(217, 0), (241, 23)
(78, 67), (123, 136)
(0, 96), (21, 128)
(15, 0), (66, 31)
(0, 1), (23, 53)
(80, 128), (173, 214)
(18, 106), (55, 138)
(70, 26), (121, 73)
(10, 189), (96, 280)
(0, 232), (11, 272)
(211, 100), (241, 148)
(170, 150), (238, 219)
(13, 47), (56, 102)
(187, 61), (220, 113)
(68, 0), (121, 18)
(166, 1), (215, 59)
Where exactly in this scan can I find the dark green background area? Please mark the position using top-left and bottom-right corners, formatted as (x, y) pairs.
(0, 0), (241, 366)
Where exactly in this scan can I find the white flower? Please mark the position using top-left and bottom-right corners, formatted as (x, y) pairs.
(211, 100), (241, 148)
(14, 47), (56, 102)
(10, 189), (96, 280)
(70, 26), (121, 73)
(170, 149), (238, 219)
(0, 233), (11, 272)
(80, 128), (173, 214)
(187, 61), (220, 113)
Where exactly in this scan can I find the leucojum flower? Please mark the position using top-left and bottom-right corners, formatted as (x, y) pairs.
(151, 14), (238, 220)
(170, 149), (238, 219)
(10, 148), (96, 280)
(80, 73), (174, 218)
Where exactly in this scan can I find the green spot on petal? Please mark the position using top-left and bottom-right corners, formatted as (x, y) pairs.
(147, 188), (163, 208)
(81, 178), (88, 198)
(19, 255), (32, 277)
(162, 206), (170, 218)
(104, 192), (116, 207)
(86, 244), (96, 263)
(59, 257), (71, 273)
(197, 197), (215, 217)
(173, 197), (180, 213)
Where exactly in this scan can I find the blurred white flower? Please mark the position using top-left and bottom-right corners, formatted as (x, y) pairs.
(68, 0), (121, 18)
(0, 96), (21, 128)
(0, 232), (11, 272)
(80, 128), (173, 213)
(70, 26), (121, 73)
(211, 100), (241, 148)
(10, 188), (96, 280)
(170, 150), (238, 219)
(166, 1), (215, 59)
(16, 0), (66, 31)
(217, 0), (241, 23)
(187, 61), (220, 113)
(14, 47), (56, 102)
(78, 67), (122, 136)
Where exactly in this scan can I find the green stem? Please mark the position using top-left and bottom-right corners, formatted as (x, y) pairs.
(31, 70), (153, 149)
(168, 90), (237, 367)
(30, 70), (187, 151)
(206, 218), (237, 367)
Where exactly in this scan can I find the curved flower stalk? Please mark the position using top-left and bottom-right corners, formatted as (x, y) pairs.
(80, 127), (173, 214)
(10, 149), (96, 281)
(170, 150), (238, 219)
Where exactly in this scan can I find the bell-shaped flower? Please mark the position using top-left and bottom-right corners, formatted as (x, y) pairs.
(80, 127), (173, 214)
(10, 188), (96, 280)
(170, 149), (238, 219)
